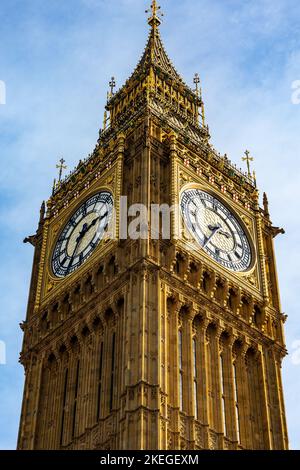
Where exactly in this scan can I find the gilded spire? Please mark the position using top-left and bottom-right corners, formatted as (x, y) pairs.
(263, 192), (270, 219)
(146, 0), (163, 29)
(194, 73), (206, 126)
(38, 201), (46, 230)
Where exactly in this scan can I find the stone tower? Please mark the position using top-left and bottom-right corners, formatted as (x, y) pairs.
(18, 1), (288, 450)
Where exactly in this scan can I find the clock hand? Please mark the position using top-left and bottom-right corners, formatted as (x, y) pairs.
(218, 229), (231, 239)
(85, 211), (109, 233)
(203, 225), (221, 249)
(66, 213), (109, 275)
(76, 223), (88, 243)
(208, 224), (231, 239)
(208, 224), (221, 231)
(66, 235), (84, 274)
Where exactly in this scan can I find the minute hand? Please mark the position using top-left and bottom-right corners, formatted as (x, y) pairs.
(203, 226), (221, 249)
(85, 212), (108, 233)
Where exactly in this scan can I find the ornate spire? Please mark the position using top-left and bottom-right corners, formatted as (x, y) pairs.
(105, 2), (205, 132)
(263, 192), (270, 219)
(146, 0), (164, 29)
(39, 201), (46, 228)
(194, 73), (206, 126)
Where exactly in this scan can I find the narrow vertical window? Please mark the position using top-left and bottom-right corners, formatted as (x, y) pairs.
(72, 360), (80, 439)
(60, 368), (68, 446)
(178, 330), (183, 411)
(96, 342), (104, 421)
(193, 337), (198, 419)
(109, 333), (116, 412)
(220, 354), (227, 436)
(233, 362), (241, 443)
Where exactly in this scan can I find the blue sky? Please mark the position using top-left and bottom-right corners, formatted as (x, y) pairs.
(0, 0), (300, 450)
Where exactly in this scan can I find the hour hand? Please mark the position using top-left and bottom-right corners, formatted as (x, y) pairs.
(208, 224), (221, 231)
(218, 229), (231, 239)
(76, 223), (88, 243)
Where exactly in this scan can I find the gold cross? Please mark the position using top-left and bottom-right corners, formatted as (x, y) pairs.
(242, 150), (254, 177)
(146, 0), (163, 28)
(56, 158), (67, 182)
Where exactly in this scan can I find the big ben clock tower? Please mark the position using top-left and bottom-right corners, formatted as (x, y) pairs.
(18, 1), (289, 450)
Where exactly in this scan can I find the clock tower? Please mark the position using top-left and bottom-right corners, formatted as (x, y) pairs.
(18, 1), (288, 450)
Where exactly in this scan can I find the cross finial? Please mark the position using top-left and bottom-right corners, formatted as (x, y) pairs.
(193, 73), (200, 97)
(146, 0), (163, 29)
(109, 76), (116, 96)
(56, 158), (67, 182)
(194, 73), (205, 126)
(242, 150), (254, 178)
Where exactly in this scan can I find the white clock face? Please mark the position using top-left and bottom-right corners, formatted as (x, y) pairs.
(52, 192), (114, 278)
(181, 189), (252, 272)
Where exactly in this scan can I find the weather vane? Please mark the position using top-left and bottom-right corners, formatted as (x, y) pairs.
(242, 150), (254, 178)
(56, 158), (67, 182)
(146, 0), (164, 28)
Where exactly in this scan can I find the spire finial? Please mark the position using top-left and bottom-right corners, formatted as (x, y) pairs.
(242, 150), (254, 178)
(263, 192), (270, 219)
(193, 73), (200, 97)
(194, 73), (206, 126)
(146, 0), (163, 29)
(56, 158), (67, 182)
(38, 201), (46, 228)
(109, 77), (116, 96)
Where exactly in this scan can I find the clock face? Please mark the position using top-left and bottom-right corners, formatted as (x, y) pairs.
(180, 189), (252, 272)
(52, 192), (114, 278)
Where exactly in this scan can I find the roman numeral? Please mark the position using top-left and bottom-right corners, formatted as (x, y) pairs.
(61, 256), (68, 267)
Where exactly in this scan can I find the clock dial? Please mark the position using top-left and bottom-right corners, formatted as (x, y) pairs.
(181, 189), (252, 272)
(52, 192), (114, 278)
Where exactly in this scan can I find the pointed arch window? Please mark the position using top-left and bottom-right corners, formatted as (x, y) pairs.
(219, 354), (227, 436)
(72, 360), (80, 439)
(59, 368), (69, 446)
(178, 330), (183, 411)
(193, 337), (198, 419)
(233, 362), (241, 443)
(96, 342), (104, 421)
(109, 333), (116, 412)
